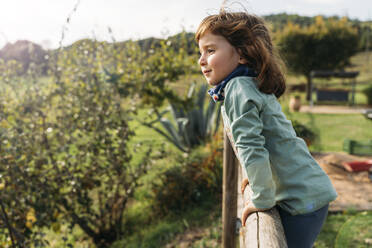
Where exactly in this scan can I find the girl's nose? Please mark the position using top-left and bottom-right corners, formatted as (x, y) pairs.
(199, 55), (206, 66)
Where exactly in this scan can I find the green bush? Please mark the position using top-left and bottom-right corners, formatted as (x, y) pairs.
(0, 28), (198, 247)
(362, 85), (372, 105)
(150, 145), (222, 216)
(292, 120), (317, 145)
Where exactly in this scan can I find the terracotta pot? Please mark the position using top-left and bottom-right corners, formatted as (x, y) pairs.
(289, 96), (301, 112)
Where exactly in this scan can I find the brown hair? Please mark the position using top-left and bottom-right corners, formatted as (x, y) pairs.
(195, 11), (286, 98)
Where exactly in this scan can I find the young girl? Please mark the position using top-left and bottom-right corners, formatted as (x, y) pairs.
(196, 11), (337, 247)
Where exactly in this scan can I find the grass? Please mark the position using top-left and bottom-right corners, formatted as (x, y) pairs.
(278, 79), (372, 152)
(111, 195), (221, 248)
(285, 112), (372, 152)
(333, 211), (372, 247)
(175, 207), (372, 248)
(349, 51), (372, 85)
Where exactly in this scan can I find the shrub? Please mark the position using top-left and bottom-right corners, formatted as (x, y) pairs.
(362, 85), (372, 105)
(292, 120), (317, 146)
(0, 43), (158, 247)
(150, 142), (223, 216)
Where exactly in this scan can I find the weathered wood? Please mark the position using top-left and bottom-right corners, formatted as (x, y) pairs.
(222, 126), (287, 247)
(222, 132), (239, 248)
(237, 155), (288, 248)
(221, 129), (287, 247)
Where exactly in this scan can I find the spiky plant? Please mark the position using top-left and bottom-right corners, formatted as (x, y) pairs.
(140, 83), (221, 152)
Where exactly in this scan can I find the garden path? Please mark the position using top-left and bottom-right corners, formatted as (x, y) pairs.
(299, 105), (369, 114)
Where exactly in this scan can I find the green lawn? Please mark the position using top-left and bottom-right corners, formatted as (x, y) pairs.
(113, 201), (372, 247)
(285, 112), (372, 152)
(315, 210), (372, 248)
(174, 208), (372, 248)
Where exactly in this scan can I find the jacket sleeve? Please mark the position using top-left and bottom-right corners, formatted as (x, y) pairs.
(224, 78), (276, 209)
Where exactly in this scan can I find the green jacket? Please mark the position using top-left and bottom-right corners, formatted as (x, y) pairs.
(221, 76), (337, 215)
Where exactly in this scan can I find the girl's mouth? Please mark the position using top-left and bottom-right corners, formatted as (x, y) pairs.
(203, 69), (212, 75)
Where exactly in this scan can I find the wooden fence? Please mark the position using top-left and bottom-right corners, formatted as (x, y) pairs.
(222, 132), (288, 248)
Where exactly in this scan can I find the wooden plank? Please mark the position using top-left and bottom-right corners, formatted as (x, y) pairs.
(234, 143), (288, 247)
(222, 129), (287, 247)
(237, 164), (259, 248)
(222, 131), (238, 248)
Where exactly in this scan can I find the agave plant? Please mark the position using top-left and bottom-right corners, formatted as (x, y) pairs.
(140, 83), (221, 153)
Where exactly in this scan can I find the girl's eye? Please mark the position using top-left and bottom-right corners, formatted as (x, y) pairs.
(207, 49), (215, 54)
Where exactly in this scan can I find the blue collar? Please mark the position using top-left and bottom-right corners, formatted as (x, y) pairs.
(207, 65), (258, 102)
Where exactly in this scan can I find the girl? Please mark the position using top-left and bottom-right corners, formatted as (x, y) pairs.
(196, 11), (337, 248)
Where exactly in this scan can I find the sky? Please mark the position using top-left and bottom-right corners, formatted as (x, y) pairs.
(0, 0), (371, 50)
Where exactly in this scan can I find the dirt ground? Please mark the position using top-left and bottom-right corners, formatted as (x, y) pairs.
(314, 152), (372, 212)
(297, 105), (372, 211)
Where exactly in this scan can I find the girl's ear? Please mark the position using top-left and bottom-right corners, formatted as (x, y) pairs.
(239, 57), (248, 64)
(237, 48), (248, 64)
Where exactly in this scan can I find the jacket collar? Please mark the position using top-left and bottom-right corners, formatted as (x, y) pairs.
(207, 64), (258, 102)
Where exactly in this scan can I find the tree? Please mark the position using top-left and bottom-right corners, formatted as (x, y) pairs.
(277, 16), (359, 100)
(0, 40), (160, 247)
(0, 29), (198, 247)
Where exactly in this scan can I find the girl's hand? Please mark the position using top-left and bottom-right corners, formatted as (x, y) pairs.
(240, 178), (271, 226)
(241, 178), (249, 194)
(241, 201), (271, 227)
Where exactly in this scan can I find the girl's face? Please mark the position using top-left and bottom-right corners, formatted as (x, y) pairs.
(198, 31), (244, 86)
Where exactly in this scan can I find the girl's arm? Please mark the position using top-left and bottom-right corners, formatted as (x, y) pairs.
(224, 78), (276, 211)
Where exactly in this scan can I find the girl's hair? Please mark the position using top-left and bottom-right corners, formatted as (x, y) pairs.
(195, 11), (286, 98)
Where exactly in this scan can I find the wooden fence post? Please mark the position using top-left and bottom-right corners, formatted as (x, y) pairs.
(222, 131), (238, 248)
(222, 130), (288, 248)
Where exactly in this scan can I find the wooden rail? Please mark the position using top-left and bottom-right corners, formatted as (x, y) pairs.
(222, 131), (288, 248)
